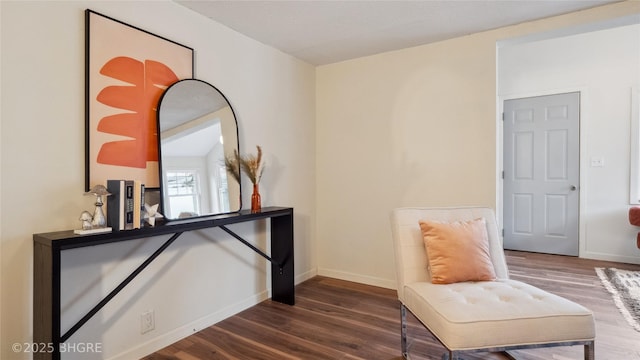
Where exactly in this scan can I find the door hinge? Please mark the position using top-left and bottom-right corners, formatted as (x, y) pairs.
(502, 112), (505, 121)
(502, 171), (504, 179)
(502, 228), (504, 237)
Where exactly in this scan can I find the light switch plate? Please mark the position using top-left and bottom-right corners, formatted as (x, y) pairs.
(591, 157), (604, 167)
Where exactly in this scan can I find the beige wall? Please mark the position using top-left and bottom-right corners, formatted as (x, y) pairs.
(1, 1), (315, 359)
(316, 33), (498, 287)
(316, 1), (640, 288)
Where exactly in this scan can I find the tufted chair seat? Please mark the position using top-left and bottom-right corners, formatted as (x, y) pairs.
(391, 207), (595, 359)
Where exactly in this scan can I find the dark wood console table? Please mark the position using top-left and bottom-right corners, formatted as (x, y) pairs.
(33, 206), (294, 360)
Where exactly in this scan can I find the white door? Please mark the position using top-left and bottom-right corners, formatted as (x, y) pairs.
(503, 92), (580, 256)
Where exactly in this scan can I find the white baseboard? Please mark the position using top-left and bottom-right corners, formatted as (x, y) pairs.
(317, 267), (396, 290)
(581, 251), (640, 265)
(107, 290), (270, 360)
(295, 268), (317, 284)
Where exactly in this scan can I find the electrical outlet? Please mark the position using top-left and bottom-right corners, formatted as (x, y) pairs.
(141, 310), (155, 334)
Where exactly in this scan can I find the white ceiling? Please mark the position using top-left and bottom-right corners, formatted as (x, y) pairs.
(175, 0), (621, 65)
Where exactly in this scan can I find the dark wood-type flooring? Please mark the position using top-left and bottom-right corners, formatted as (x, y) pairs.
(144, 251), (640, 360)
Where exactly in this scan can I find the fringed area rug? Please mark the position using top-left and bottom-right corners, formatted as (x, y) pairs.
(595, 267), (640, 332)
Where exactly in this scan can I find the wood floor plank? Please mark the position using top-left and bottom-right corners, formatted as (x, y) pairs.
(143, 250), (640, 359)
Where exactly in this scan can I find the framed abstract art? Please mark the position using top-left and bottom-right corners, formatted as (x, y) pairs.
(85, 9), (193, 191)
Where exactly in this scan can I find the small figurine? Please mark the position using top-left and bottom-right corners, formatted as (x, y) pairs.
(79, 211), (93, 230)
(85, 185), (111, 228)
(143, 203), (164, 226)
(74, 185), (113, 235)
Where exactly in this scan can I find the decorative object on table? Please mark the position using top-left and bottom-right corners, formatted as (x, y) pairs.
(73, 226), (113, 235)
(157, 79), (241, 219)
(85, 9), (193, 191)
(596, 267), (640, 332)
(106, 179), (146, 231)
(225, 145), (264, 212)
(143, 203), (164, 226)
(74, 185), (113, 235)
(73, 211), (112, 235)
(134, 180), (145, 229)
(79, 211), (94, 230)
(250, 184), (262, 213)
(85, 184), (111, 228)
(106, 180), (126, 231)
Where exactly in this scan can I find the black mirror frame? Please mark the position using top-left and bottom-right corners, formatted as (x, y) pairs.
(156, 78), (241, 220)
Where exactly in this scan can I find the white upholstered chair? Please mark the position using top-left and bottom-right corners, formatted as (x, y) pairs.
(390, 207), (595, 360)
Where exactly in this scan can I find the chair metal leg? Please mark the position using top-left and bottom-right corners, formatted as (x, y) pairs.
(441, 352), (459, 360)
(401, 304), (408, 359)
(584, 341), (594, 360)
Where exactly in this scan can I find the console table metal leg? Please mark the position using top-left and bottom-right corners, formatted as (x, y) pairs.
(270, 211), (295, 305)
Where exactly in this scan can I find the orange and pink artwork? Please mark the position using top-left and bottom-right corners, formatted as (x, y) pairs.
(86, 10), (193, 190)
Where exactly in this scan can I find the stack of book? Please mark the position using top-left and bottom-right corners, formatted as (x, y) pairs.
(106, 180), (145, 231)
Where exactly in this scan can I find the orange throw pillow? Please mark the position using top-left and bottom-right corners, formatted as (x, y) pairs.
(419, 218), (496, 284)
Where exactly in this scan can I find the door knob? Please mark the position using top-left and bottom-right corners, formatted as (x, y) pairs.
(570, 185), (577, 191)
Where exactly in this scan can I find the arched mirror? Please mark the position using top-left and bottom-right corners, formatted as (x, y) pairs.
(157, 79), (240, 220)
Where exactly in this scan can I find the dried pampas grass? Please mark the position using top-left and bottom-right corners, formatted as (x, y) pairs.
(225, 145), (264, 185)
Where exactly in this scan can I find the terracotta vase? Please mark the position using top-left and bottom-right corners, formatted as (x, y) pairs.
(251, 184), (262, 212)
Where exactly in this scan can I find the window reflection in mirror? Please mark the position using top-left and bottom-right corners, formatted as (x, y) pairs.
(157, 79), (240, 219)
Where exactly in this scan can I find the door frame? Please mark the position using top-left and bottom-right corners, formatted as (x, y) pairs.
(496, 87), (588, 257)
